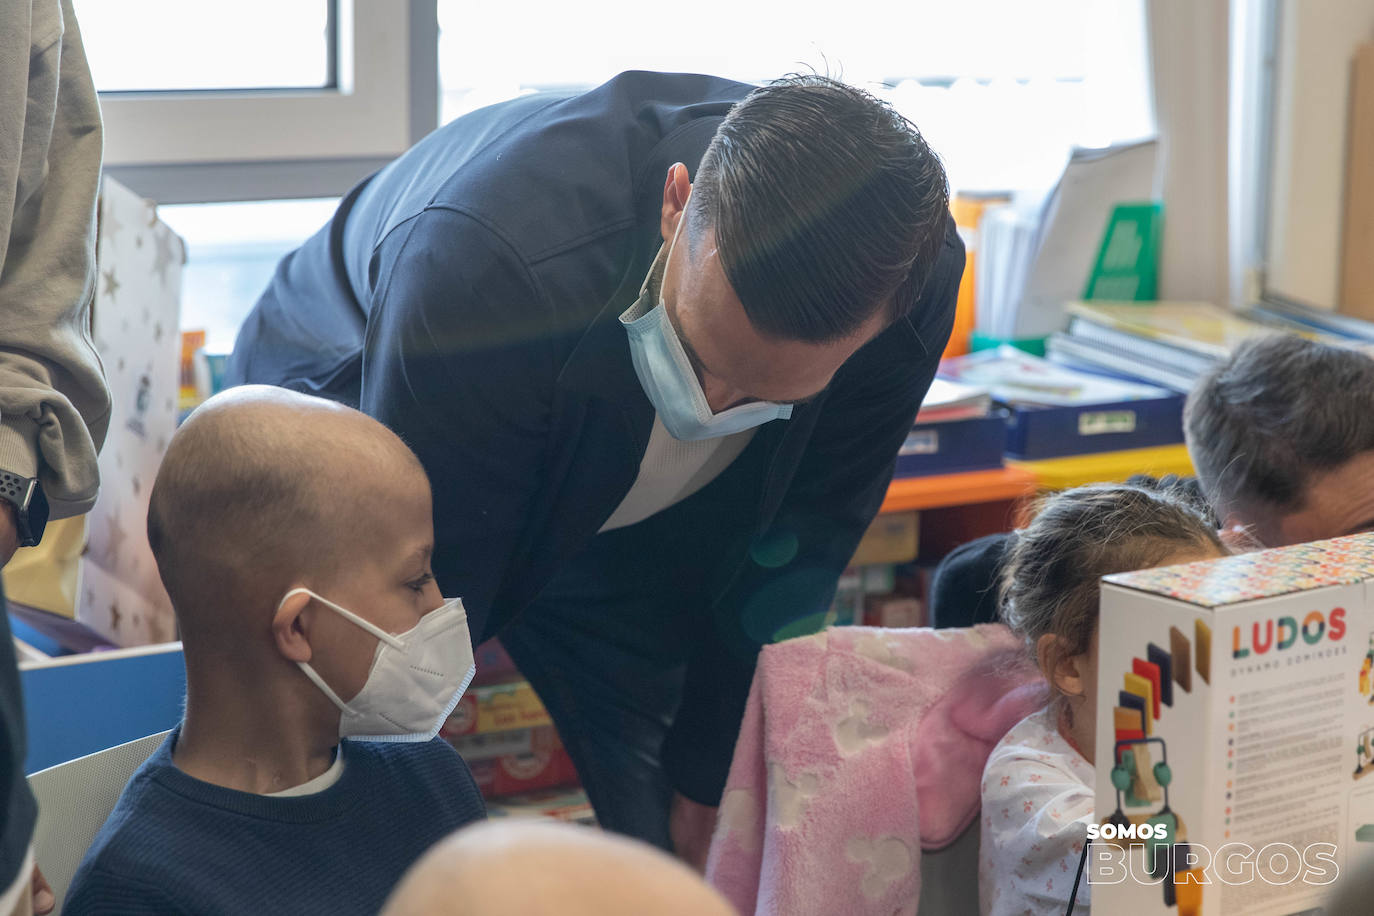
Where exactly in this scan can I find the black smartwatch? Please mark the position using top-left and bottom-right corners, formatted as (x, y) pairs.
(0, 471), (48, 548)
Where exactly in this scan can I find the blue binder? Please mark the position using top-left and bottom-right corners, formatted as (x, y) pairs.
(894, 411), (1008, 478)
(1003, 394), (1184, 461)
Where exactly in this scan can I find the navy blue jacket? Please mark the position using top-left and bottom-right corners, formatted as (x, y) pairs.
(229, 71), (963, 803)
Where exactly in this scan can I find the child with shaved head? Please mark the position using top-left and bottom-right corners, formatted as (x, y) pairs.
(382, 820), (737, 916)
(65, 387), (485, 915)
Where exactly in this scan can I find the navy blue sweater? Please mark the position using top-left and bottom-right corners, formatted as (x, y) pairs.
(64, 729), (484, 915)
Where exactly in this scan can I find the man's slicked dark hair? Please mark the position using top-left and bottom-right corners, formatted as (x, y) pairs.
(1185, 334), (1374, 518)
(689, 74), (950, 343)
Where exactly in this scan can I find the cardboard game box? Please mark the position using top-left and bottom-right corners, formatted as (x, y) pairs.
(487, 788), (597, 825)
(465, 739), (580, 799)
(1091, 533), (1374, 915)
(442, 681), (553, 739)
(440, 683), (581, 798)
(447, 724), (580, 799)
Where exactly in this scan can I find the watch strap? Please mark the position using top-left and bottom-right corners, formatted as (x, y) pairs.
(0, 470), (39, 547)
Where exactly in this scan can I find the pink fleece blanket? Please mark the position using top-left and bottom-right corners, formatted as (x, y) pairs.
(706, 624), (1045, 916)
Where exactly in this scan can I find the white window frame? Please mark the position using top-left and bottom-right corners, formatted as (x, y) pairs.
(102, 0), (438, 204)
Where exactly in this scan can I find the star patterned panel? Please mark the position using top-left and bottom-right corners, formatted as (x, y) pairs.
(76, 177), (186, 646)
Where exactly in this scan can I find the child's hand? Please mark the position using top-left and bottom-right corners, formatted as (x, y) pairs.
(32, 865), (55, 915)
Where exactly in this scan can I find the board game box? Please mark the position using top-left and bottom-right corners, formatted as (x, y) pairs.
(1091, 533), (1374, 914)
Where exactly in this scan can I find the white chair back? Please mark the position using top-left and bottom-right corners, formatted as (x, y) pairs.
(27, 730), (169, 911)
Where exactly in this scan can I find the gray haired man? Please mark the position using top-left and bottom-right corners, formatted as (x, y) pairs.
(1185, 334), (1374, 548)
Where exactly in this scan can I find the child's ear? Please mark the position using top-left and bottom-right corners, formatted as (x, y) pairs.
(272, 589), (315, 664)
(1035, 633), (1088, 698)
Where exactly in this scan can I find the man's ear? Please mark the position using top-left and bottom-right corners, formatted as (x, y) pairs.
(1036, 632), (1087, 698)
(272, 589), (315, 664)
(659, 162), (692, 240)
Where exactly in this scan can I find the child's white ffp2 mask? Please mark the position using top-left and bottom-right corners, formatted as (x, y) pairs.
(281, 588), (476, 743)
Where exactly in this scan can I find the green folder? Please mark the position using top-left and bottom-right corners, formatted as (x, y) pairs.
(1084, 202), (1163, 301)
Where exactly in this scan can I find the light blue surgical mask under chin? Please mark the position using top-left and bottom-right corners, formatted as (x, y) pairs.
(620, 218), (793, 442)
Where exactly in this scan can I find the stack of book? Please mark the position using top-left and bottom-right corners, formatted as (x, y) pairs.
(1046, 302), (1281, 392)
(1243, 298), (1374, 343)
(1047, 300), (1374, 393)
(895, 377), (1004, 477)
(940, 346), (1186, 460)
(915, 378), (992, 423)
(941, 345), (1175, 408)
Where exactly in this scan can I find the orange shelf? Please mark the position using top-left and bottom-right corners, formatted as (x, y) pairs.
(880, 466), (1038, 514)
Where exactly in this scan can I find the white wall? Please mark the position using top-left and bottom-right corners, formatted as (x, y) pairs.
(1147, 0), (1232, 304)
(1265, 0), (1374, 309)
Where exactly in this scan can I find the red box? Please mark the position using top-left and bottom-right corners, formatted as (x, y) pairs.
(462, 730), (581, 798)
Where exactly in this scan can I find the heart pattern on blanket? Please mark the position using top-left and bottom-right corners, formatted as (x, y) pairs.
(717, 788), (760, 853)
(834, 698), (890, 755)
(845, 834), (913, 899)
(853, 631), (914, 672)
(768, 762), (821, 829)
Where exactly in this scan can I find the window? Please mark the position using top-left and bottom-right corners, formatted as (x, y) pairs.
(158, 199), (340, 353)
(74, 1), (333, 92)
(74, 4), (425, 351)
(437, 0), (1153, 193)
(86, 0), (1153, 349)
(84, 1), (433, 205)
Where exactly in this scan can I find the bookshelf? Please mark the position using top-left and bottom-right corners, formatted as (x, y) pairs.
(880, 467), (1037, 514)
(1007, 443), (1195, 490)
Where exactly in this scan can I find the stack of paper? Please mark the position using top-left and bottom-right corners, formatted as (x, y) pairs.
(915, 378), (992, 423)
(974, 201), (1042, 341)
(1015, 140), (1160, 339)
(940, 346), (1174, 408)
(973, 140), (1161, 342)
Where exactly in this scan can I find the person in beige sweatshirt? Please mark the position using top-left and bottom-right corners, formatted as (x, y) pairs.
(0, 0), (109, 560)
(0, 2), (110, 914)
